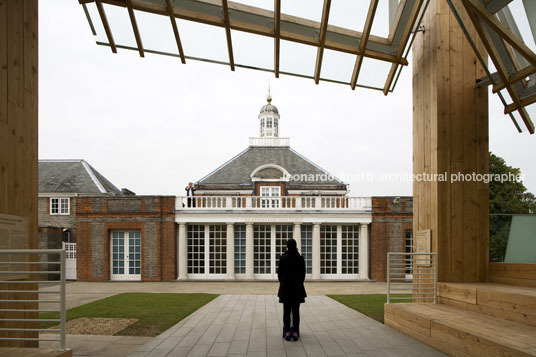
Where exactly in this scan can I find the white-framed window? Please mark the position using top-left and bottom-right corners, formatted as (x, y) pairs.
(260, 186), (281, 208)
(187, 225), (205, 274)
(234, 225), (246, 274)
(341, 225), (359, 274)
(209, 225), (227, 274)
(275, 225), (293, 274)
(321, 225), (337, 274)
(301, 225), (313, 275)
(50, 197), (70, 215)
(254, 225), (271, 275)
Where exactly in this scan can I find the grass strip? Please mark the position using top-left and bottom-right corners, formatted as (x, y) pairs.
(40, 292), (218, 336)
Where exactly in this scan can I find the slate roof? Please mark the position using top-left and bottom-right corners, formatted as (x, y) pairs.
(39, 160), (122, 195)
(197, 147), (346, 190)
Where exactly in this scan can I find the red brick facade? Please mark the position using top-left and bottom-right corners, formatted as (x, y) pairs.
(76, 196), (176, 282)
(370, 197), (413, 282)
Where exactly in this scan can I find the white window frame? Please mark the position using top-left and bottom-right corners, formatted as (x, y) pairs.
(260, 186), (281, 208)
(50, 197), (70, 215)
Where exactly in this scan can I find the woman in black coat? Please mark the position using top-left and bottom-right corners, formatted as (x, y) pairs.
(278, 238), (307, 341)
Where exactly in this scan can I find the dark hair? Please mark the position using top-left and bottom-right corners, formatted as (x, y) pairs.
(286, 238), (298, 253)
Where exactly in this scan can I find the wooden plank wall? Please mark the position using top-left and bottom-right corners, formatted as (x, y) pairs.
(0, 0), (39, 348)
(413, 0), (489, 282)
(490, 263), (536, 288)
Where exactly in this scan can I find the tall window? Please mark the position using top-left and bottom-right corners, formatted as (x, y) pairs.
(341, 225), (359, 274)
(209, 225), (226, 274)
(321, 225), (337, 274)
(275, 225), (293, 273)
(234, 225), (246, 274)
(301, 225), (313, 274)
(405, 230), (413, 276)
(254, 225), (271, 274)
(260, 186), (281, 208)
(50, 198), (70, 215)
(187, 225), (205, 274)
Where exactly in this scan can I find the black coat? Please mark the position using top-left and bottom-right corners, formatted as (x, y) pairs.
(277, 250), (307, 303)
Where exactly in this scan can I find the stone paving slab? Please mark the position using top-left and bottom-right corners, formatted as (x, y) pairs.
(127, 295), (445, 357)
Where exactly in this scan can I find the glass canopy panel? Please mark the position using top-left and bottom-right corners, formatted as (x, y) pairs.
(102, 4), (136, 48)
(320, 49), (355, 85)
(84, 3), (108, 44)
(327, 0), (370, 32)
(231, 30), (273, 71)
(502, 0), (536, 53)
(281, 0), (323, 23)
(135, 10), (179, 55)
(177, 20), (229, 63)
(280, 40), (316, 78)
(232, 0), (273, 12)
(77, 0), (429, 96)
(370, 0), (390, 38)
(358, 57), (394, 89)
(446, 0), (536, 133)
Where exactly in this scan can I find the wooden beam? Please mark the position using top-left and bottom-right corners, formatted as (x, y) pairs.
(314, 0), (331, 84)
(95, 0), (117, 53)
(504, 94), (536, 115)
(165, 0), (186, 64)
(464, 0), (536, 67)
(350, 0), (379, 90)
(464, 1), (535, 133)
(492, 65), (536, 93)
(222, 0), (235, 71)
(383, 0), (424, 95)
(274, 0), (281, 78)
(125, 0), (144, 57)
(383, 63), (398, 94)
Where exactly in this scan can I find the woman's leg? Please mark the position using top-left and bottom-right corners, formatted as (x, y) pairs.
(291, 302), (300, 330)
(283, 302), (291, 330)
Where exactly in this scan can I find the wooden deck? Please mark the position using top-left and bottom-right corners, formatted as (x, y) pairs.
(385, 282), (536, 356)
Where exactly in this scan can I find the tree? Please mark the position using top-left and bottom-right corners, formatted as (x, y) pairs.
(489, 152), (536, 261)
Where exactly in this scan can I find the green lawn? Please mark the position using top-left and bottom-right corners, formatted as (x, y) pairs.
(40, 293), (218, 336)
(328, 294), (411, 323)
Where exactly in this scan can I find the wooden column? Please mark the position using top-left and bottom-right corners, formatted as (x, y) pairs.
(413, 0), (489, 283)
(0, 0), (39, 347)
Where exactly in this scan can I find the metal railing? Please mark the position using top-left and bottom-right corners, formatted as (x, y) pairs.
(0, 249), (66, 351)
(387, 252), (438, 304)
(249, 137), (290, 147)
(176, 196), (372, 212)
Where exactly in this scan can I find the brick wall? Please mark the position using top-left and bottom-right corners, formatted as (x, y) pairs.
(371, 197), (413, 282)
(76, 196), (176, 282)
(38, 196), (77, 242)
(38, 227), (63, 280)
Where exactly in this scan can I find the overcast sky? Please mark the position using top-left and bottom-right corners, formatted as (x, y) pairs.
(38, 0), (536, 197)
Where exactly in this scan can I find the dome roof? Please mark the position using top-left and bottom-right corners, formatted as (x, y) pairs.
(259, 95), (278, 114)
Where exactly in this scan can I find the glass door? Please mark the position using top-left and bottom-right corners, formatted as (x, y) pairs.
(111, 231), (141, 281)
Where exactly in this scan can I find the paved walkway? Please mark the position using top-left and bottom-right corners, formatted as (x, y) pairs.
(40, 281), (390, 310)
(127, 295), (444, 357)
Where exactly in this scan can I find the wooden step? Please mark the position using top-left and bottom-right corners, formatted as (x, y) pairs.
(438, 282), (536, 327)
(385, 303), (536, 357)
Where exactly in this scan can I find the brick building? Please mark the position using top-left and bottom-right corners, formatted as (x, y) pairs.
(75, 196), (176, 282)
(38, 97), (413, 282)
(370, 197), (413, 282)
